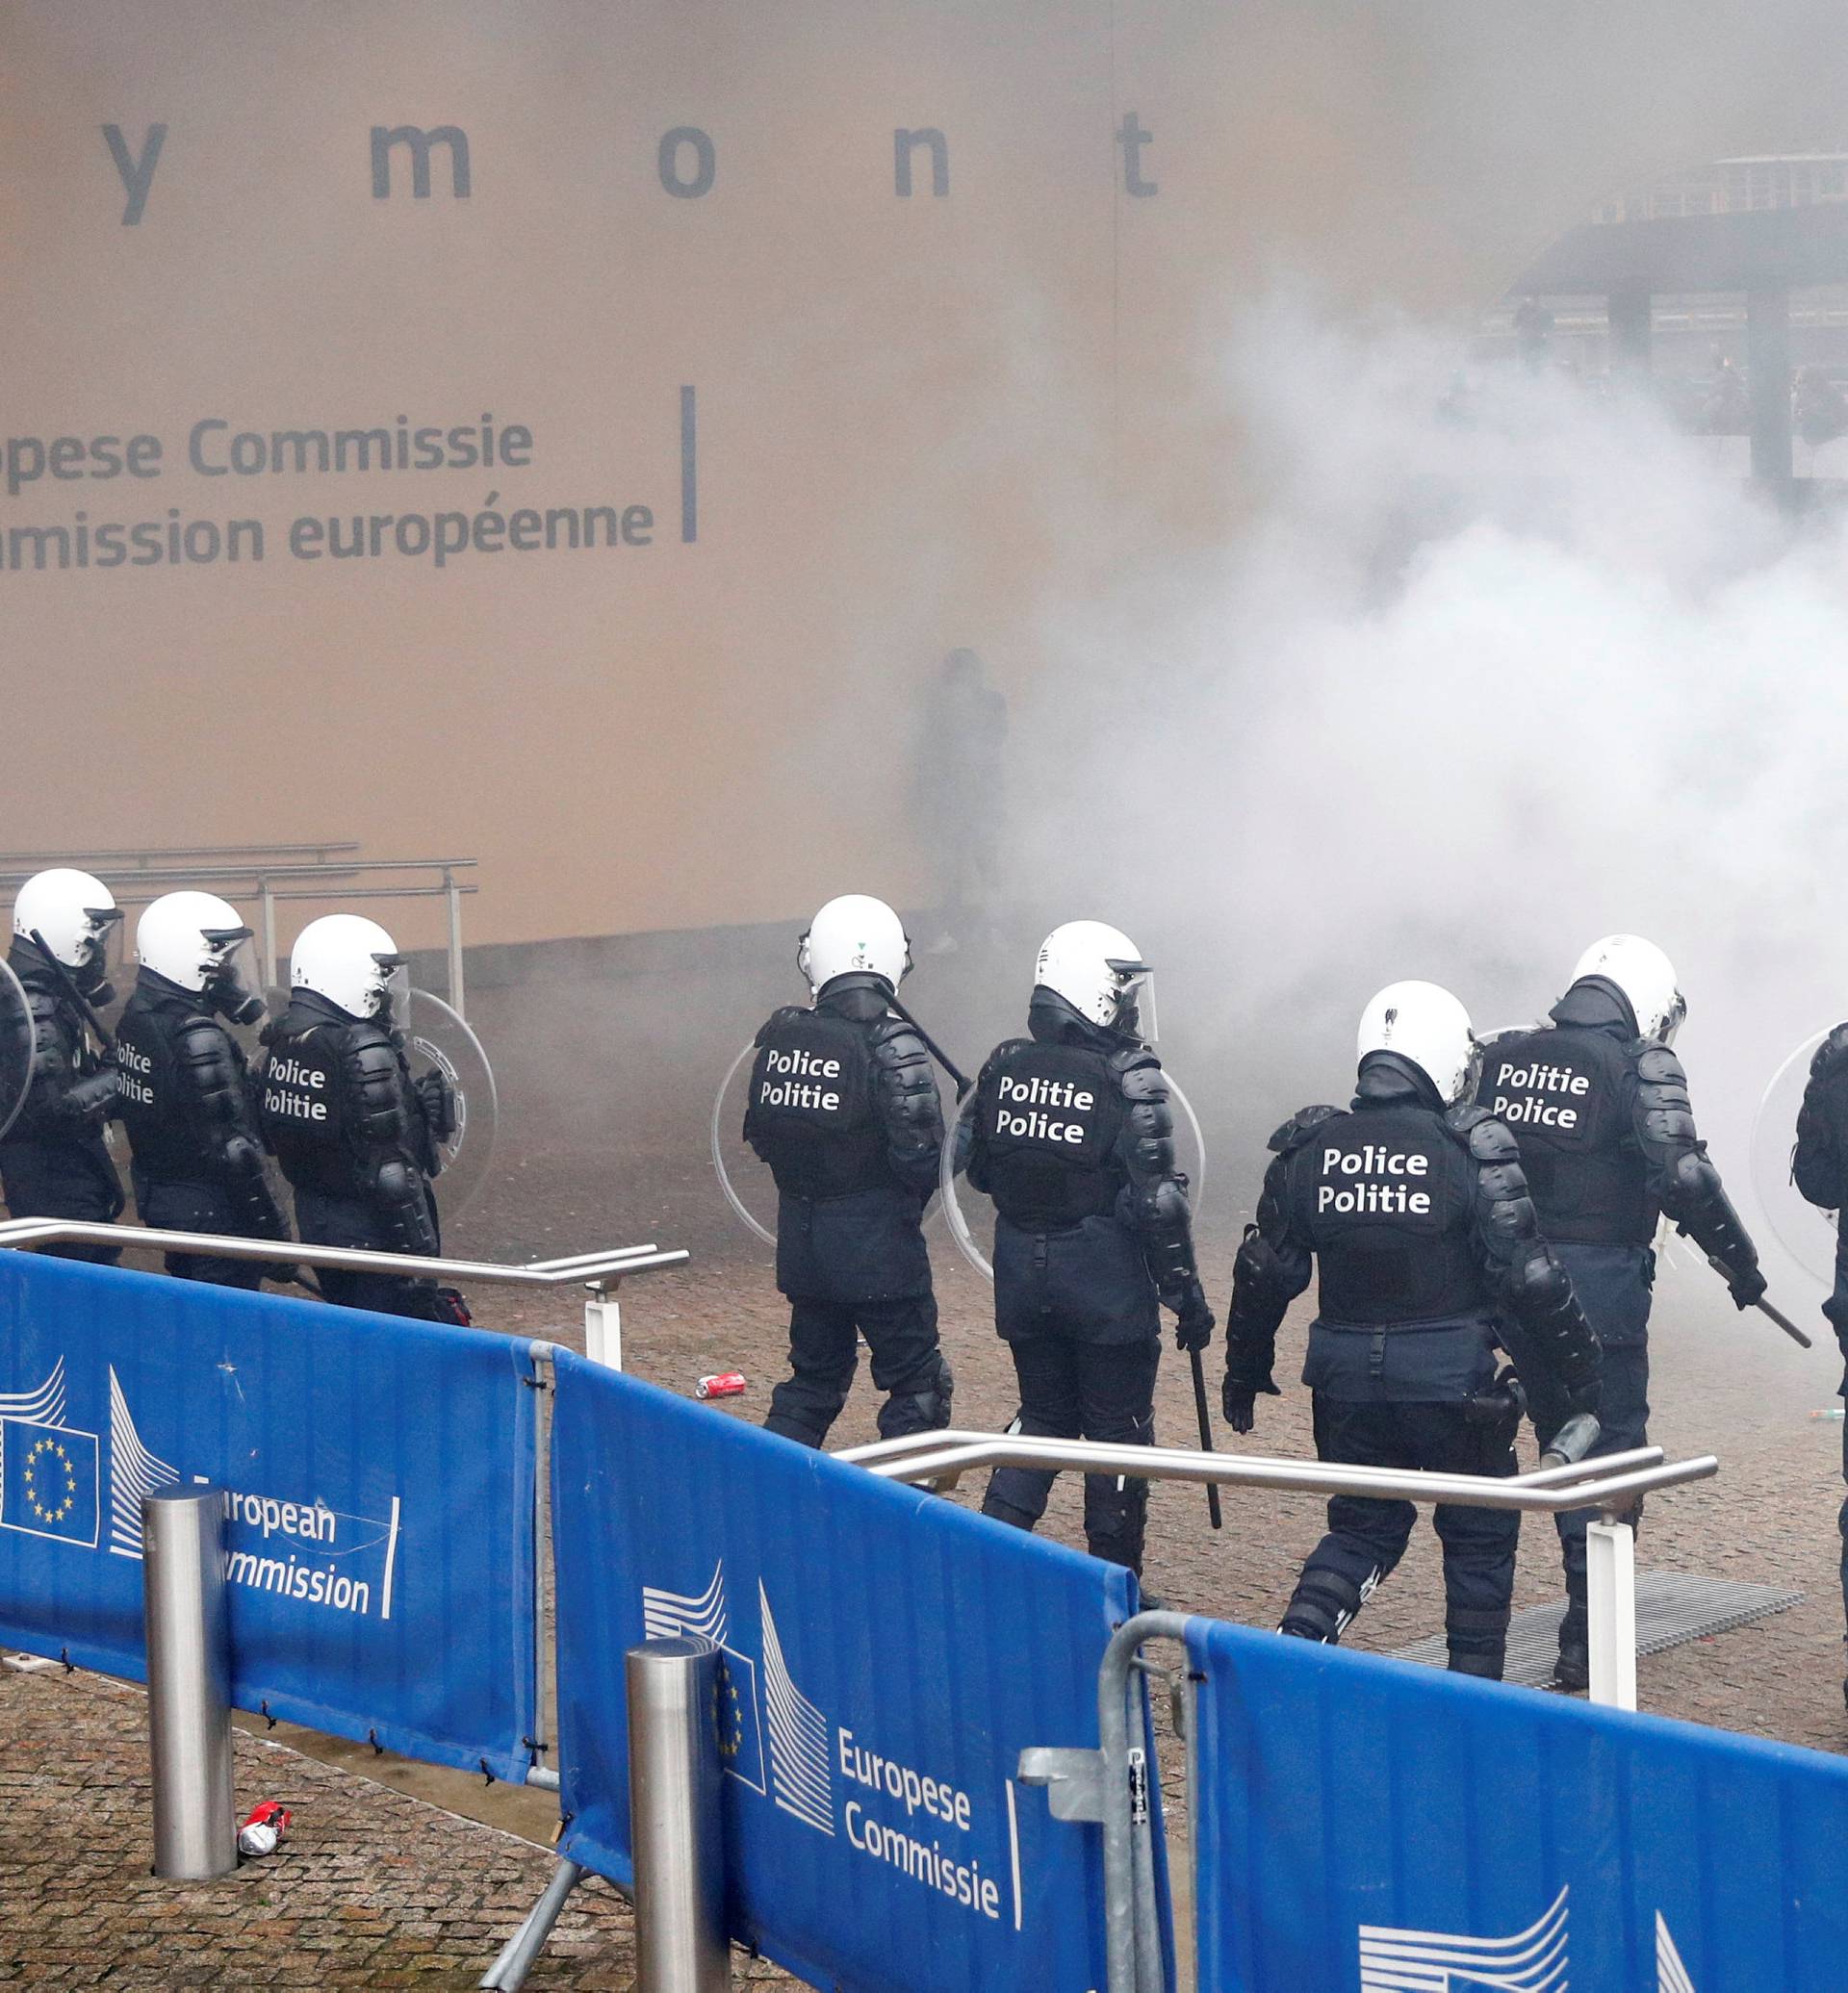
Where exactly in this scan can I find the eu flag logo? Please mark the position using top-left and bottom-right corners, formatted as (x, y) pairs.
(715, 1648), (766, 1795)
(1, 1418), (101, 1548)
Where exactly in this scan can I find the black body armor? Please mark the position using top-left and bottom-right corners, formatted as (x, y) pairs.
(258, 989), (443, 1258)
(1478, 983), (1760, 1296)
(974, 1039), (1124, 1227)
(115, 969), (286, 1240)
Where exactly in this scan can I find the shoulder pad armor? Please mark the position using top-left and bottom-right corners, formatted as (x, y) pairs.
(1268, 1104), (1341, 1155)
(1107, 1043), (1161, 1080)
(1810, 1024), (1848, 1081)
(1632, 1042), (1687, 1086)
(868, 1015), (928, 1062)
(1454, 1110), (1520, 1163)
(1445, 1102), (1495, 1137)
(1116, 1059), (1169, 1105)
(755, 1006), (809, 1047)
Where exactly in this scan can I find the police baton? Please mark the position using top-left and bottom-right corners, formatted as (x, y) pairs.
(28, 930), (116, 1055)
(885, 991), (973, 1101)
(1188, 1348), (1223, 1529)
(1705, 1253), (1813, 1349)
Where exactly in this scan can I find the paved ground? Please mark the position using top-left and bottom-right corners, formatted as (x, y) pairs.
(6, 944), (1847, 1980)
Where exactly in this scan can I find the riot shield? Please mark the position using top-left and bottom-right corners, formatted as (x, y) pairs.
(711, 1042), (779, 1248)
(940, 1067), (1209, 1283)
(406, 988), (498, 1220)
(0, 958), (37, 1146)
(711, 1039), (949, 1250)
(1750, 1027), (1837, 1291)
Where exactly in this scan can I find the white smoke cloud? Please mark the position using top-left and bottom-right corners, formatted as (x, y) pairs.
(1004, 291), (1848, 1275)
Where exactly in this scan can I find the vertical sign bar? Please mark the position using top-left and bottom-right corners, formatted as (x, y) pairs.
(680, 386), (698, 544)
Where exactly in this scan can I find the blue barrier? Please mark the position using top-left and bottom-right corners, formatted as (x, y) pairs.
(1187, 1615), (1848, 1992)
(550, 1349), (1143, 1993)
(0, 1252), (539, 1779)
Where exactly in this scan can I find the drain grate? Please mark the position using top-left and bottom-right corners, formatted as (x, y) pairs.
(1388, 1571), (1805, 1688)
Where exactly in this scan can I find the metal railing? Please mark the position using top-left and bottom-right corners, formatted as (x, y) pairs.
(0, 849), (478, 1017)
(0, 842), (360, 869)
(841, 1428), (1719, 1714)
(0, 1216), (683, 1296)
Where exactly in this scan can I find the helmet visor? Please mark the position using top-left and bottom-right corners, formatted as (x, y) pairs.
(203, 928), (266, 1026)
(375, 956), (412, 1034)
(1105, 958), (1156, 1043)
(77, 906), (124, 993)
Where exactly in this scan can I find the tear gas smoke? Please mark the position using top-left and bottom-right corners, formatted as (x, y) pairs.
(999, 293), (1848, 1311)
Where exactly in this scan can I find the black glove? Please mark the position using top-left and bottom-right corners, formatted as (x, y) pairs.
(1174, 1291), (1215, 1353)
(1221, 1376), (1280, 1435)
(1728, 1264), (1767, 1311)
(416, 1069), (458, 1143)
(1566, 1376), (1604, 1420)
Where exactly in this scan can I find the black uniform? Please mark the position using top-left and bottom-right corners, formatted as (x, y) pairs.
(1223, 1056), (1601, 1676)
(966, 992), (1211, 1575)
(116, 970), (289, 1287)
(0, 939), (124, 1262)
(257, 988), (460, 1319)
(1790, 1024), (1848, 1662)
(1478, 983), (1762, 1663)
(744, 974), (951, 1449)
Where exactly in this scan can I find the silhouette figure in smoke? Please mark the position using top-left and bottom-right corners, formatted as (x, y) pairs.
(914, 647), (1006, 954)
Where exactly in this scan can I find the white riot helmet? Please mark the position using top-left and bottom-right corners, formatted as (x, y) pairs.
(291, 913), (410, 1027)
(136, 890), (266, 1024)
(797, 895), (911, 997)
(1357, 980), (1480, 1107)
(12, 868), (122, 995)
(1034, 921), (1153, 1037)
(1568, 934), (1685, 1044)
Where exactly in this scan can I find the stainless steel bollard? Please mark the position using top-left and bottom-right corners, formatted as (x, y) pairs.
(627, 1638), (729, 1993)
(142, 1487), (237, 1879)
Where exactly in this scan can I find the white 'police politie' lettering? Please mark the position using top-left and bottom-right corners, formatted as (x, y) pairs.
(1493, 1058), (1589, 1131)
(993, 1070), (1094, 1145)
(1318, 1144), (1432, 1215)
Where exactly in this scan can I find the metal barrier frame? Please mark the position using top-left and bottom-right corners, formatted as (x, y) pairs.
(842, 1428), (1718, 1716)
(0, 851), (478, 1016)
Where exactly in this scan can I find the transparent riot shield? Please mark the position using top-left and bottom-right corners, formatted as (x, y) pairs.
(711, 1039), (948, 1250)
(940, 1067), (1209, 1282)
(407, 987), (498, 1219)
(0, 958), (37, 1146)
(1751, 1027), (1836, 1291)
(711, 1043), (779, 1248)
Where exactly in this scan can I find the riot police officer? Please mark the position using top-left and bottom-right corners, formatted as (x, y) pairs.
(1795, 1021), (1848, 1701)
(116, 891), (290, 1287)
(0, 869), (125, 1262)
(968, 922), (1212, 1577)
(1479, 935), (1762, 1690)
(1222, 981), (1602, 1679)
(257, 914), (463, 1320)
(745, 894), (952, 1447)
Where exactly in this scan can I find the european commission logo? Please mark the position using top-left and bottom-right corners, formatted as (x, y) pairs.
(0, 1358), (100, 1549)
(641, 1559), (834, 1832)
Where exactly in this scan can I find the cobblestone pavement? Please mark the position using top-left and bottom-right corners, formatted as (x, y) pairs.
(0, 1663), (791, 1988)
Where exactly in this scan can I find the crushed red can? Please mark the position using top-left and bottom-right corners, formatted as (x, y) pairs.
(238, 1801), (293, 1857)
(695, 1372), (747, 1400)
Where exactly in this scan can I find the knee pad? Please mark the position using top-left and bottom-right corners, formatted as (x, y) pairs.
(980, 1492), (1041, 1532)
(984, 1465), (1054, 1529)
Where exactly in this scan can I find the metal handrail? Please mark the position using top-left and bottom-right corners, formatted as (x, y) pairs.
(839, 1427), (1663, 1486)
(0, 1217), (685, 1290)
(0, 843), (360, 867)
(838, 1429), (1719, 1515)
(0, 857), (478, 887)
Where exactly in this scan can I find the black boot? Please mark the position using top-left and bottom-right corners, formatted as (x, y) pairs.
(1553, 1607), (1589, 1693)
(1449, 1649), (1503, 1680)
